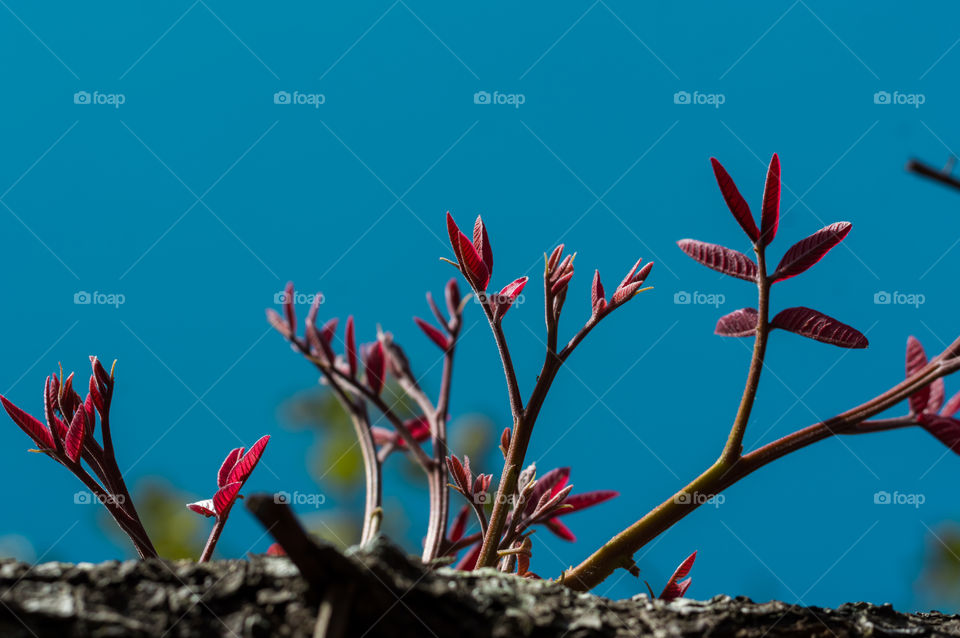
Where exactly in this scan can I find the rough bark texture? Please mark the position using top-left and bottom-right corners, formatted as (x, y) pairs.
(1, 539), (958, 638)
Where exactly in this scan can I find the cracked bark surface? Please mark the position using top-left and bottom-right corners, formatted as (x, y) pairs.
(1, 539), (958, 638)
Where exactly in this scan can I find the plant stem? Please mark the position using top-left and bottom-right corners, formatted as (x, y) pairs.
(422, 327), (459, 562)
(198, 517), (226, 563)
(561, 349), (960, 591)
(721, 248), (770, 465)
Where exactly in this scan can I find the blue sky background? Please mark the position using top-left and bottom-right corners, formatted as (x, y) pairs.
(2, 0), (960, 611)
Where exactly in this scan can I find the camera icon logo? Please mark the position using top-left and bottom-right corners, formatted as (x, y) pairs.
(674, 492), (692, 504)
(673, 290), (691, 304)
(74, 291), (91, 305)
(673, 91), (691, 105)
(273, 91), (291, 105)
(873, 91), (891, 105)
(273, 291), (289, 304)
(473, 91), (491, 105)
(74, 491), (92, 505)
(274, 491), (292, 505)
(873, 490), (891, 504)
(473, 492), (490, 505)
(73, 91), (91, 105)
(874, 290), (891, 305)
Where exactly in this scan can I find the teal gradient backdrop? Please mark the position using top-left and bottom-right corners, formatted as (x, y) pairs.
(1, 1), (959, 610)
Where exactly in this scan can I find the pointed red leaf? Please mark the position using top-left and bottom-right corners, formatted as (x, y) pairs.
(364, 341), (386, 396)
(447, 213), (490, 290)
(921, 415), (960, 455)
(1, 396), (55, 450)
(677, 239), (758, 282)
(472, 215), (493, 276)
(266, 309), (291, 339)
(64, 407), (86, 462)
(318, 318), (338, 362)
(282, 281), (296, 336)
(345, 316), (357, 377)
(660, 551), (697, 600)
(715, 308), (758, 337)
(942, 391), (960, 418)
(771, 222), (851, 283)
(771, 307), (868, 348)
(187, 499), (216, 518)
(414, 317), (450, 350)
(445, 278), (461, 317)
(218, 447), (244, 489)
(929, 379), (946, 415)
(524, 467), (570, 516)
(227, 435), (270, 485)
(545, 518), (577, 542)
(449, 505), (470, 543)
(711, 158), (759, 241)
(213, 482), (243, 516)
(591, 270), (606, 315)
(553, 490), (618, 516)
(760, 154), (780, 246)
(456, 541), (482, 571)
(906, 336), (931, 414)
(494, 276), (528, 321)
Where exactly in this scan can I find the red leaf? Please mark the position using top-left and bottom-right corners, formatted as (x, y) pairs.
(715, 308), (758, 337)
(553, 490), (618, 515)
(64, 407), (86, 463)
(266, 543), (286, 557)
(319, 318), (338, 362)
(187, 500), (216, 518)
(227, 435), (270, 485)
(929, 379), (946, 415)
(677, 239), (758, 282)
(591, 270), (606, 315)
(472, 215), (494, 277)
(921, 415), (960, 455)
(265, 309), (291, 339)
(760, 154), (780, 246)
(456, 541), (482, 571)
(660, 551), (697, 600)
(364, 341), (386, 396)
(906, 336), (931, 414)
(545, 518), (576, 542)
(283, 281), (296, 336)
(1, 395), (55, 450)
(213, 482), (242, 516)
(771, 307), (868, 348)
(524, 467), (570, 516)
(345, 316), (357, 377)
(448, 505), (470, 543)
(711, 158), (759, 241)
(447, 213), (490, 290)
(771, 222), (851, 283)
(445, 278), (461, 318)
(414, 318), (449, 353)
(218, 447), (244, 489)
(494, 276), (528, 321)
(942, 391), (960, 418)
